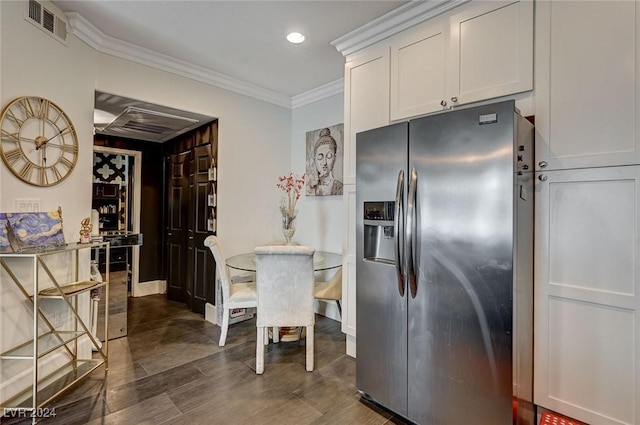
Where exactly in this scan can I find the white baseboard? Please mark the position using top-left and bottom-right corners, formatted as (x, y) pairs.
(133, 280), (166, 297)
(204, 302), (217, 325)
(346, 334), (356, 358)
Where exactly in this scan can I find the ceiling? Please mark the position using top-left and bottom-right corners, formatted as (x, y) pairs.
(51, 0), (407, 142)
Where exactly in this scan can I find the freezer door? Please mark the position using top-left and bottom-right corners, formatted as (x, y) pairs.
(356, 122), (409, 416)
(407, 101), (517, 424)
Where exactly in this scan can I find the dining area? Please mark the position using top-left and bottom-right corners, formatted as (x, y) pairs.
(204, 235), (343, 375)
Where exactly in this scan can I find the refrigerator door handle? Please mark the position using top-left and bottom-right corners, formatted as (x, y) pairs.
(394, 169), (405, 297)
(406, 167), (418, 298)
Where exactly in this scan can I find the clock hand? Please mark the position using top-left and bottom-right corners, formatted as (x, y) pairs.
(34, 127), (69, 150)
(34, 136), (47, 150)
(46, 127), (68, 144)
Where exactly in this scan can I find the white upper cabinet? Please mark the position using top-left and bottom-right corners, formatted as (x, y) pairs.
(388, 0), (533, 121)
(448, 0), (533, 108)
(390, 17), (449, 120)
(343, 45), (390, 184)
(535, 1), (640, 170)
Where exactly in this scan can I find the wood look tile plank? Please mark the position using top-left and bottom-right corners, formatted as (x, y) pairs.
(84, 393), (181, 425)
(103, 362), (205, 413)
(190, 341), (256, 378)
(2, 393), (109, 425)
(14, 293), (397, 425)
(244, 393), (323, 425)
(309, 396), (399, 425)
(291, 372), (360, 414)
(139, 340), (220, 375)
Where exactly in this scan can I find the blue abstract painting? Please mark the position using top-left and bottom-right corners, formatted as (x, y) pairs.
(0, 211), (66, 253)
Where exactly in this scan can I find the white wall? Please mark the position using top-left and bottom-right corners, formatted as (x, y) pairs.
(0, 1), (97, 239)
(0, 0), (99, 403)
(0, 0), (293, 402)
(290, 93), (344, 253)
(291, 93), (344, 320)
(93, 54), (292, 256)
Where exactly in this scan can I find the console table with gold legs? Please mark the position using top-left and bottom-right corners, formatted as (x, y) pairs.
(0, 242), (110, 422)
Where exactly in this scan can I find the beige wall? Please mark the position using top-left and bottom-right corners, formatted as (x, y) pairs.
(0, 0), (292, 256)
(0, 0), (294, 401)
(0, 1), (97, 239)
(291, 93), (345, 254)
(93, 54), (292, 255)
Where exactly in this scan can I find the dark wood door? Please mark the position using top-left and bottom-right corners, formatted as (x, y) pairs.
(166, 151), (190, 304)
(190, 144), (214, 314)
(166, 146), (213, 314)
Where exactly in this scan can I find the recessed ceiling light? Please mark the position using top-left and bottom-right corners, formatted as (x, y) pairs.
(286, 32), (305, 44)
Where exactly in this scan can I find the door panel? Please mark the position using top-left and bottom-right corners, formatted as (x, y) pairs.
(535, 1), (640, 170)
(355, 122), (408, 416)
(191, 144), (213, 314)
(408, 102), (516, 424)
(166, 152), (189, 303)
(166, 145), (213, 314)
(390, 17), (448, 120)
(534, 166), (640, 425)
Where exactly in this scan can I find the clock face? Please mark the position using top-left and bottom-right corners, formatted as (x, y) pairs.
(0, 96), (79, 186)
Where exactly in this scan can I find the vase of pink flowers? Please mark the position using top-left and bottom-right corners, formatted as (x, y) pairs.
(277, 172), (305, 245)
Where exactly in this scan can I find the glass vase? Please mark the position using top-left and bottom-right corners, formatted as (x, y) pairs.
(281, 209), (298, 245)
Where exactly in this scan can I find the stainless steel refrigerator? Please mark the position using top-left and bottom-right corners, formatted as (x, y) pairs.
(355, 100), (534, 425)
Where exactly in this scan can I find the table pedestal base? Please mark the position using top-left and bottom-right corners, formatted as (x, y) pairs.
(269, 326), (306, 342)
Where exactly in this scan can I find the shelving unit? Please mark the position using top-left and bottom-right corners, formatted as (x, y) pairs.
(92, 183), (122, 231)
(0, 242), (109, 418)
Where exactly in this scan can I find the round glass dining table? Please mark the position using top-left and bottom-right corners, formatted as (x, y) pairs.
(226, 250), (342, 272)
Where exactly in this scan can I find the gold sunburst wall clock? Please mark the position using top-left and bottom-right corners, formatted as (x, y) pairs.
(0, 96), (79, 186)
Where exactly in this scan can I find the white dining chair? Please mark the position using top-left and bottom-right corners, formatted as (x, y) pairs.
(204, 235), (257, 346)
(254, 245), (315, 374)
(314, 267), (342, 317)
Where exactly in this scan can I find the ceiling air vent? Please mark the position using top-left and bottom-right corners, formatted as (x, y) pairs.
(121, 121), (172, 135)
(26, 0), (68, 45)
(102, 106), (200, 140)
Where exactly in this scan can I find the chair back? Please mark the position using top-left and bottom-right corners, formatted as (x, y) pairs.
(315, 267), (342, 301)
(204, 235), (232, 303)
(255, 245), (315, 328)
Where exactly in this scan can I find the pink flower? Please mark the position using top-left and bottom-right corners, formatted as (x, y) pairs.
(277, 172), (305, 215)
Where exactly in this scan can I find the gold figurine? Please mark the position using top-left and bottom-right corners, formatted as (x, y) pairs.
(79, 217), (92, 243)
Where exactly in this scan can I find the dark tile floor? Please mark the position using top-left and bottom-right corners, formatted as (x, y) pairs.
(3, 295), (407, 424)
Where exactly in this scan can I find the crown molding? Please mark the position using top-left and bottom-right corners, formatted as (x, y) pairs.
(66, 12), (292, 108)
(67, 1), (459, 110)
(291, 79), (344, 109)
(331, 0), (470, 57)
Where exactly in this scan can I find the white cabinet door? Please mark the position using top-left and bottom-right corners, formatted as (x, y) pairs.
(448, 0), (533, 107)
(344, 45), (390, 185)
(390, 17), (448, 120)
(535, 1), (640, 170)
(534, 166), (640, 425)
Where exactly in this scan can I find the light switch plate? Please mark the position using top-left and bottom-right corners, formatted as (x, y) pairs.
(15, 198), (41, 212)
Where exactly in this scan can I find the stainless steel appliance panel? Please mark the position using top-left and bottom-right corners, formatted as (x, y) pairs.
(406, 101), (518, 424)
(513, 115), (535, 423)
(356, 122), (409, 415)
(355, 101), (533, 425)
